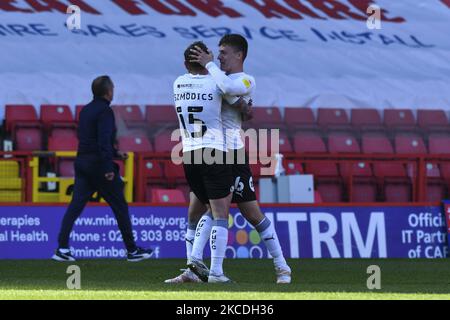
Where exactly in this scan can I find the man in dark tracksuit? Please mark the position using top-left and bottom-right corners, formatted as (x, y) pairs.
(52, 76), (153, 262)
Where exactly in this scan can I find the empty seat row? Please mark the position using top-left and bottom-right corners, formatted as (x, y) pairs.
(281, 108), (450, 134)
(293, 132), (450, 155)
(11, 123), (450, 156)
(283, 158), (449, 203)
(114, 106), (450, 135)
(3, 104), (178, 134)
(6, 105), (450, 136)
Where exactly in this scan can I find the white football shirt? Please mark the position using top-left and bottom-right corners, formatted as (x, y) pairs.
(222, 72), (256, 150)
(173, 73), (226, 152)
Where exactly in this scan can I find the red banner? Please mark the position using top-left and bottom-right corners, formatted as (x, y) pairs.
(0, 0), (407, 21)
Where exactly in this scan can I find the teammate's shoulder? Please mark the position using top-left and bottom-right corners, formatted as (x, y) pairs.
(237, 73), (256, 89)
(241, 72), (255, 82)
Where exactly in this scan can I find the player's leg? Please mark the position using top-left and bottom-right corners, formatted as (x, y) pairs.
(201, 150), (234, 283)
(208, 192), (233, 283)
(175, 151), (212, 282)
(238, 200), (291, 284)
(165, 191), (207, 283)
(98, 168), (152, 262)
(190, 196), (213, 262)
(179, 194), (214, 283)
(53, 164), (95, 262)
(186, 192), (209, 262)
(232, 157), (291, 283)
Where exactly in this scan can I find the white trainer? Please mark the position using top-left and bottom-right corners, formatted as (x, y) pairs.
(164, 269), (201, 284)
(275, 266), (292, 284)
(208, 273), (233, 283)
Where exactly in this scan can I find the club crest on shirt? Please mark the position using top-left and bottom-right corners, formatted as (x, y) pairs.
(242, 78), (252, 89)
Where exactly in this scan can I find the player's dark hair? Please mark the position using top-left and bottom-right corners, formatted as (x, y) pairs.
(219, 34), (248, 61)
(184, 41), (209, 72)
(92, 75), (113, 98)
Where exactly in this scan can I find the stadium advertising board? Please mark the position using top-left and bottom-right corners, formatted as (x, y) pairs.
(0, 205), (447, 259)
(1, 0), (450, 119)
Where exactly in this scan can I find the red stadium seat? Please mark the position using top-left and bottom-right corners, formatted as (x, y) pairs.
(5, 104), (41, 136)
(164, 161), (186, 184)
(394, 134), (427, 154)
(48, 136), (78, 151)
(426, 162), (441, 179)
(277, 131), (293, 153)
(351, 108), (384, 133)
(384, 184), (412, 202)
(256, 130), (293, 154)
(117, 134), (153, 152)
(314, 190), (323, 203)
(154, 130), (181, 153)
(284, 160), (303, 175)
(316, 184), (343, 202)
(294, 131), (327, 153)
(41, 105), (75, 125)
(304, 160), (342, 202)
(426, 184), (446, 202)
(304, 162), (339, 178)
(340, 161), (376, 203)
(175, 184), (191, 201)
(151, 188), (186, 203)
(293, 130), (341, 200)
(284, 107), (318, 132)
(40, 105), (76, 134)
(146, 105), (178, 134)
(246, 107), (283, 129)
(50, 128), (77, 139)
(373, 162), (408, 178)
(351, 184), (377, 203)
(429, 135), (450, 154)
(383, 109), (417, 133)
(113, 105), (146, 129)
(340, 161), (372, 178)
(439, 163), (450, 180)
(374, 162), (411, 202)
(145, 184), (166, 202)
(363, 135), (411, 202)
(58, 159), (75, 177)
(317, 108), (351, 132)
(425, 162), (446, 202)
(361, 133), (394, 154)
(417, 109), (450, 134)
(15, 128), (42, 151)
(328, 132), (360, 153)
(142, 160), (164, 180)
(75, 105), (84, 122)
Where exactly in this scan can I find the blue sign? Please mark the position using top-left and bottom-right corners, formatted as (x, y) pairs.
(0, 205), (447, 259)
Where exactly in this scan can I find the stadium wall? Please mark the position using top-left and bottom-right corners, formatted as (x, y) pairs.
(0, 203), (447, 259)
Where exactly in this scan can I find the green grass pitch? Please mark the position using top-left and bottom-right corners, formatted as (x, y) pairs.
(0, 259), (449, 300)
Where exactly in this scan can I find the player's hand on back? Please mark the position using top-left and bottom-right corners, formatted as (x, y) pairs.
(189, 46), (214, 67)
(230, 97), (253, 121)
(241, 106), (253, 122)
